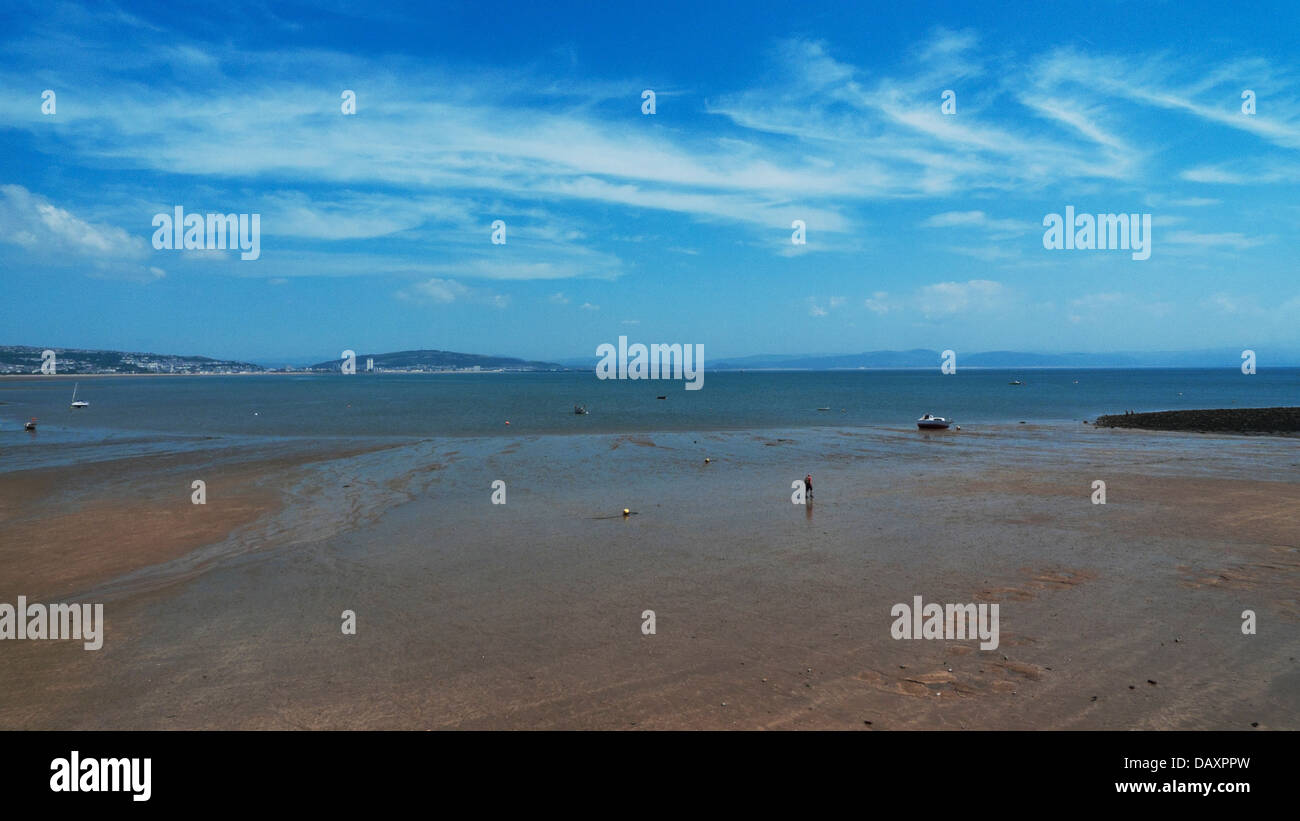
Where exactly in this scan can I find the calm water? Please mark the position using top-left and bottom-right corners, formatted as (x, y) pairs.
(2, 366), (1300, 470)
(0, 368), (1294, 436)
(1, 369), (1297, 456)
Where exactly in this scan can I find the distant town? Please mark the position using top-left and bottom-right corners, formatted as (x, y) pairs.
(0, 346), (567, 375)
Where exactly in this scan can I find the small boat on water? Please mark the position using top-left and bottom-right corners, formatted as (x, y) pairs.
(817, 407), (830, 412)
(574, 404), (588, 415)
(917, 413), (952, 430)
(1008, 380), (1023, 386)
(24, 418), (37, 431)
(70, 383), (89, 408)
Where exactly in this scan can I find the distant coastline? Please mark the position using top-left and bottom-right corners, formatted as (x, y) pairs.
(10, 344), (1299, 376)
(0, 370), (545, 380)
(0, 345), (566, 376)
(6, 365), (1300, 379)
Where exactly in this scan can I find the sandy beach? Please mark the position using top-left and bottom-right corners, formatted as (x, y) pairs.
(1, 421), (1296, 730)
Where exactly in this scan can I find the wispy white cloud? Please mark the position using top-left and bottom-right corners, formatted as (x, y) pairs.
(920, 210), (1027, 236)
(863, 291), (896, 314)
(807, 295), (846, 317)
(400, 277), (470, 303)
(1179, 163), (1300, 184)
(917, 279), (1008, 317)
(397, 277), (509, 307)
(1164, 230), (1271, 250)
(0, 184), (162, 281)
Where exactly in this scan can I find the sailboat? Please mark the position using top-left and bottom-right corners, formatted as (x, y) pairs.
(70, 383), (89, 408)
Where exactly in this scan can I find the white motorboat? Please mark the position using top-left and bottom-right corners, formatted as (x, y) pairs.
(916, 413), (951, 430)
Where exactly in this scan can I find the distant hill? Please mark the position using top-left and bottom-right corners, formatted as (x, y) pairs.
(712, 349), (939, 370)
(0, 345), (264, 374)
(705, 348), (1298, 370)
(305, 349), (565, 372)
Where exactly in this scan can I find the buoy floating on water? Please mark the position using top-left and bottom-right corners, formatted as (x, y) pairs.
(704, 457), (711, 463)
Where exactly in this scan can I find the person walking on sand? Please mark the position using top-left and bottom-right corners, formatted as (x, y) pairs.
(804, 473), (813, 500)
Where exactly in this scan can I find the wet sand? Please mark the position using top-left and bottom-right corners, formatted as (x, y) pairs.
(0, 440), (413, 598)
(1, 424), (1297, 729)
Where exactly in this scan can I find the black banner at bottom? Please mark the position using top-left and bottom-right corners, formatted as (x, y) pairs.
(2, 731), (1287, 808)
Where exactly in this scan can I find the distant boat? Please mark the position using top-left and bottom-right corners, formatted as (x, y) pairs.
(656, 395), (666, 400)
(817, 407), (831, 411)
(1008, 380), (1023, 386)
(24, 418), (37, 431)
(917, 414), (952, 430)
(70, 383), (89, 408)
(574, 404), (588, 415)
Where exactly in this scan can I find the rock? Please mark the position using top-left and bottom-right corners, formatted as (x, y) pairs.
(1096, 407), (1300, 434)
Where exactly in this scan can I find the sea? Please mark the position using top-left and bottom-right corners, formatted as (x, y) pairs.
(2, 368), (1297, 473)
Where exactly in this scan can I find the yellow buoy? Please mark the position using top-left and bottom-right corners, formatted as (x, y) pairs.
(622, 508), (630, 516)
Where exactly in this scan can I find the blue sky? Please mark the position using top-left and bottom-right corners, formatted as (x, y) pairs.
(1, 0), (1298, 364)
